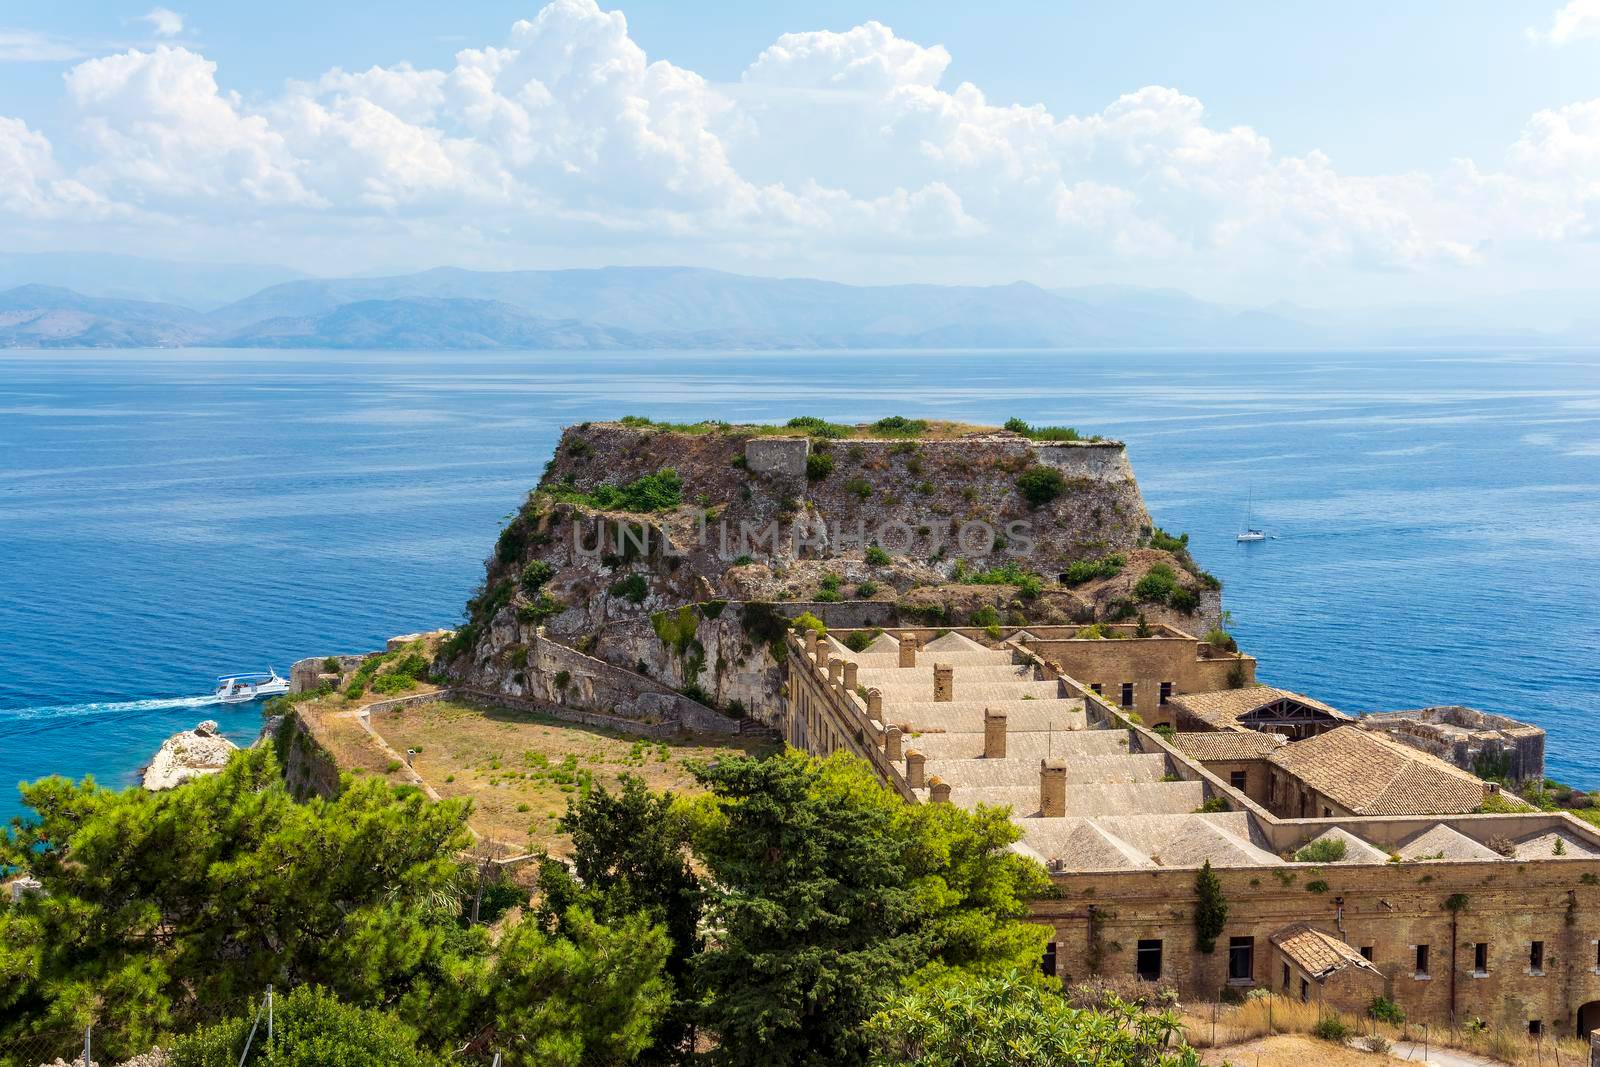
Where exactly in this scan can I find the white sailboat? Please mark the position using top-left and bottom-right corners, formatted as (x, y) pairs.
(1236, 490), (1268, 543)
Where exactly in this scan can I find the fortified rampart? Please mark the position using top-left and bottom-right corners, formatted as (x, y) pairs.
(441, 420), (1225, 727)
(1363, 706), (1546, 785)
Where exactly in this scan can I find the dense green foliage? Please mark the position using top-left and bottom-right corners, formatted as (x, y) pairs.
(549, 468), (684, 513)
(951, 560), (1044, 598)
(870, 415), (928, 437)
(0, 749), (484, 1054)
(1015, 465), (1066, 507)
(168, 986), (442, 1067)
(805, 451), (835, 481)
(0, 749), (671, 1064)
(864, 545), (892, 566)
(4, 738), (1199, 1067)
(538, 777), (702, 1063)
(686, 751), (1051, 1067)
(1061, 553), (1125, 585)
(868, 971), (1198, 1067)
(1002, 417), (1091, 443)
(1133, 562), (1179, 601)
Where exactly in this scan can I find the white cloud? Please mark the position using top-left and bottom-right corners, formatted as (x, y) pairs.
(744, 21), (950, 91)
(0, 116), (111, 217)
(10, 0), (1600, 292)
(137, 8), (185, 37)
(0, 29), (88, 63)
(1527, 0), (1600, 45)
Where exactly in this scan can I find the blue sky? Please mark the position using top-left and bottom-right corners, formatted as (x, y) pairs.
(5, 2), (1600, 304)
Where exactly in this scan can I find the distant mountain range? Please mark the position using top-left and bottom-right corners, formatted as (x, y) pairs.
(2, 260), (1599, 350)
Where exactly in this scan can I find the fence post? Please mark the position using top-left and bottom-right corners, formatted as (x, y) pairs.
(267, 985), (274, 1048)
(83, 1024), (91, 1067)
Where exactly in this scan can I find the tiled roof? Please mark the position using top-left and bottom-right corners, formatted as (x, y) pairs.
(1169, 731), (1287, 761)
(1269, 726), (1488, 816)
(1271, 924), (1382, 981)
(1168, 686), (1350, 729)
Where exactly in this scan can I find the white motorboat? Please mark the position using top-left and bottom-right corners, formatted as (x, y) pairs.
(215, 669), (290, 704)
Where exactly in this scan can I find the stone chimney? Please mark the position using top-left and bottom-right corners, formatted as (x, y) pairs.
(929, 776), (952, 804)
(1040, 757), (1068, 817)
(816, 643), (830, 675)
(899, 634), (919, 668)
(804, 629), (819, 656)
(829, 658), (844, 686)
(843, 661), (859, 690)
(933, 663), (953, 702)
(984, 708), (1008, 759)
(885, 723), (903, 762)
(906, 749), (926, 790)
(866, 687), (883, 718)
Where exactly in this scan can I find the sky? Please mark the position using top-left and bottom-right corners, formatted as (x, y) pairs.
(4, 1), (1600, 305)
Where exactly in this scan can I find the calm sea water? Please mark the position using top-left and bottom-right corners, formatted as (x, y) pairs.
(3, 348), (1598, 823)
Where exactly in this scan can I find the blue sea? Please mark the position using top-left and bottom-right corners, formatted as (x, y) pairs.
(3, 348), (1599, 824)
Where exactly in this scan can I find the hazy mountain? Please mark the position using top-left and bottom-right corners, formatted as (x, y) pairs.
(0, 286), (209, 348)
(1, 267), (1596, 350)
(0, 253), (307, 310)
(221, 298), (651, 350)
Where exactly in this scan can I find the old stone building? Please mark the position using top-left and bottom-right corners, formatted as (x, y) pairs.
(1362, 706), (1546, 786)
(785, 624), (1600, 1038)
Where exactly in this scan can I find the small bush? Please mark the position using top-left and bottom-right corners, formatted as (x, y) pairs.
(785, 415), (848, 438)
(1311, 1014), (1353, 1043)
(806, 452), (835, 481)
(855, 580), (879, 597)
(1168, 586), (1201, 614)
(1195, 795), (1231, 814)
(843, 477), (873, 500)
(865, 545), (892, 566)
(1367, 996), (1405, 1025)
(321, 656), (341, 673)
(520, 560), (555, 592)
(791, 611), (827, 636)
(1016, 464), (1066, 507)
(843, 629), (882, 653)
(609, 573), (649, 603)
(1294, 837), (1347, 864)
(872, 415), (928, 437)
(1061, 553), (1125, 585)
(1134, 563), (1179, 602)
(517, 592), (564, 625)
(167, 986), (439, 1067)
(370, 673), (416, 695)
(1358, 1033), (1391, 1054)
(1202, 627), (1237, 652)
(554, 669), (571, 689)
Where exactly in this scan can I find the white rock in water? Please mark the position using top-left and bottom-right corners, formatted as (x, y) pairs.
(142, 722), (238, 791)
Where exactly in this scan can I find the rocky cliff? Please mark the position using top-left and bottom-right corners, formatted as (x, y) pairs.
(438, 418), (1222, 725)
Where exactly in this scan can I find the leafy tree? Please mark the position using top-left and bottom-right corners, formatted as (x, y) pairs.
(538, 776), (703, 1062)
(1, 749), (487, 1056)
(492, 906), (672, 1067)
(868, 970), (1198, 1067)
(167, 985), (441, 1067)
(1193, 860), (1228, 954)
(687, 751), (1050, 1067)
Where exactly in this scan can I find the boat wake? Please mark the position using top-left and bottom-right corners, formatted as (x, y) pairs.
(0, 694), (223, 729)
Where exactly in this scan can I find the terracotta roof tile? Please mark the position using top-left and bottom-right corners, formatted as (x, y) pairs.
(1271, 924), (1382, 980)
(1168, 686), (1350, 730)
(1268, 726), (1488, 816)
(1169, 731), (1287, 761)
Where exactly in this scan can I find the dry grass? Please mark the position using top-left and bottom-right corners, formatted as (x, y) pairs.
(1197, 1033), (1408, 1066)
(371, 699), (771, 853)
(1184, 993), (1592, 1067)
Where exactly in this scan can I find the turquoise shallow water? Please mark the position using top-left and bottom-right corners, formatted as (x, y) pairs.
(2, 348), (1598, 823)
